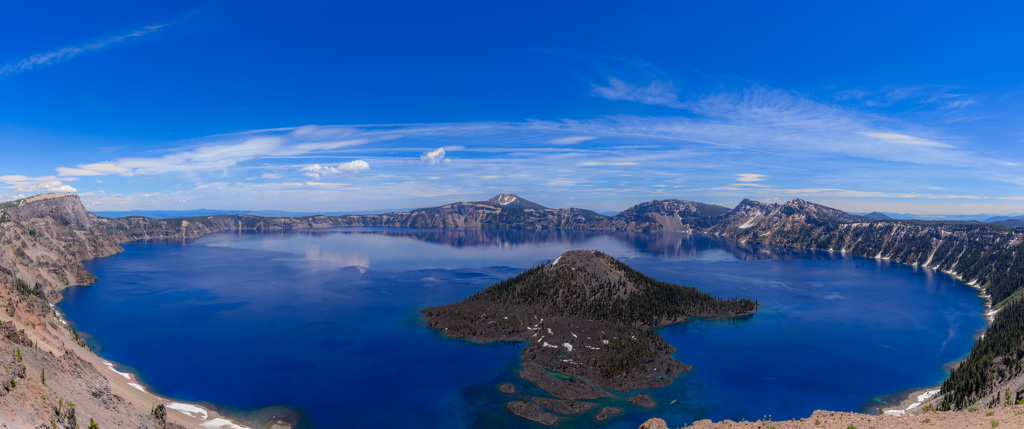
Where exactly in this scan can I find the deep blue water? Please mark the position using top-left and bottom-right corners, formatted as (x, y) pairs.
(62, 229), (987, 428)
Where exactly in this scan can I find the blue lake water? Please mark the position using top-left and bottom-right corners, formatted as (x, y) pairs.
(61, 228), (987, 428)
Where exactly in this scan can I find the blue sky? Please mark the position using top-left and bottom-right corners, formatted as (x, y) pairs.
(3, 1), (1024, 214)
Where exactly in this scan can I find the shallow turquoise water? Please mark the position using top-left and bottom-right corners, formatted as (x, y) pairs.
(61, 229), (986, 428)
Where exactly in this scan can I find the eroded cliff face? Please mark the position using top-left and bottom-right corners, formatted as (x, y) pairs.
(5, 193), (93, 232)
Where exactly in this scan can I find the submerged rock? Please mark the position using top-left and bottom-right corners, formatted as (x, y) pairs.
(518, 363), (611, 400)
(627, 392), (657, 408)
(530, 397), (597, 415)
(594, 406), (622, 422)
(505, 401), (558, 426)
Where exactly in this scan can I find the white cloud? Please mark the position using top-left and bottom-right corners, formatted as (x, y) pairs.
(421, 148), (447, 165)
(0, 175), (78, 193)
(0, 24), (167, 78)
(300, 160), (370, 178)
(592, 78), (684, 108)
(550, 136), (597, 145)
(737, 174), (767, 182)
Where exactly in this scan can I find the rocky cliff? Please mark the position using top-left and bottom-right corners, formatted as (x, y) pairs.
(4, 194), (93, 232)
(0, 194), (263, 428)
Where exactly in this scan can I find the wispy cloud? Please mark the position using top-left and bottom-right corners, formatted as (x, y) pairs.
(579, 161), (637, 167)
(300, 160), (370, 178)
(591, 77), (684, 108)
(550, 136), (597, 145)
(1, 24), (168, 78)
(863, 132), (954, 148)
(22, 82), (1024, 214)
(56, 131), (370, 177)
(834, 85), (976, 110)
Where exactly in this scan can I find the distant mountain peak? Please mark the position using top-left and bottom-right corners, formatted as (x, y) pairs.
(864, 211), (892, 220)
(488, 193), (520, 205)
(481, 194), (549, 210)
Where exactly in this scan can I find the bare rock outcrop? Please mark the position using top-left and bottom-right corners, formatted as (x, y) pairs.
(5, 194), (92, 232)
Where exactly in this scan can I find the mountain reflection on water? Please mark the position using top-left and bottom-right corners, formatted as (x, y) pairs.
(320, 228), (832, 261)
(62, 227), (986, 429)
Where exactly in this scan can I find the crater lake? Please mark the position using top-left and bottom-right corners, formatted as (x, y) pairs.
(59, 228), (987, 428)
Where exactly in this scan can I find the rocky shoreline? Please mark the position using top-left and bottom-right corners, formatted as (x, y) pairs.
(0, 194), (297, 428)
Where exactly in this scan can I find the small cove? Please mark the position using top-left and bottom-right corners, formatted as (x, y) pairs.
(61, 228), (987, 428)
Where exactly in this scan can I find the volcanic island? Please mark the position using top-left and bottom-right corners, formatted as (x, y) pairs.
(423, 250), (758, 425)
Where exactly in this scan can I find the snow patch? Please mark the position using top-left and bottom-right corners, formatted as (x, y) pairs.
(102, 361), (131, 380)
(988, 308), (1001, 323)
(552, 256), (562, 266)
(127, 382), (145, 392)
(562, 343), (573, 352)
(166, 403), (209, 420)
(917, 389), (940, 403)
(738, 216), (760, 229)
(200, 418), (251, 429)
(542, 342), (558, 348)
(494, 194), (518, 205)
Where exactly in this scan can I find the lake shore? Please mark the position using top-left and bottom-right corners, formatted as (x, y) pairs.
(51, 296), (296, 429)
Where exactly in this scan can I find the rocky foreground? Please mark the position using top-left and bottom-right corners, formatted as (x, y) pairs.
(639, 404), (1024, 428)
